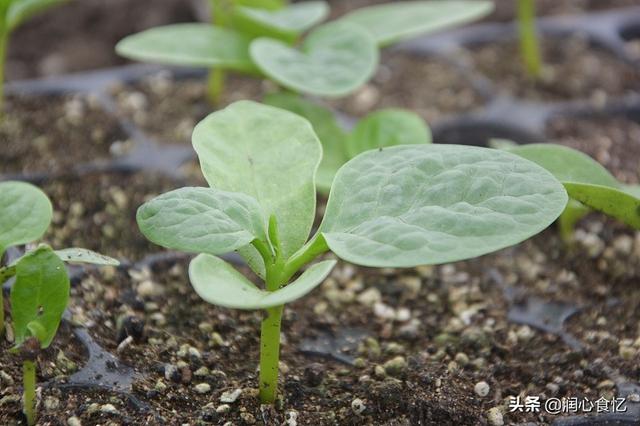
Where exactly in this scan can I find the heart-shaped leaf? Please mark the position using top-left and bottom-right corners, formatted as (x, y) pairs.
(54, 248), (120, 266)
(263, 93), (348, 192)
(250, 21), (378, 97)
(320, 145), (567, 267)
(7, 0), (69, 31)
(340, 0), (494, 47)
(190, 254), (336, 309)
(0, 181), (52, 257)
(137, 187), (268, 256)
(193, 101), (322, 271)
(11, 245), (69, 349)
(116, 24), (257, 73)
(345, 109), (431, 159)
(509, 144), (640, 229)
(234, 1), (329, 42)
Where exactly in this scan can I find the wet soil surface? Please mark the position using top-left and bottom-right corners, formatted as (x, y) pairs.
(467, 35), (640, 103)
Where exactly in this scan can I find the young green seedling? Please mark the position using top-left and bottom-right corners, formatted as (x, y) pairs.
(116, 1), (493, 102)
(517, 0), (542, 78)
(508, 143), (640, 242)
(137, 100), (567, 404)
(0, 181), (118, 425)
(0, 0), (70, 110)
(265, 92), (431, 192)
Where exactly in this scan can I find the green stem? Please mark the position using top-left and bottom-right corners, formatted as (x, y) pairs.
(207, 67), (226, 106)
(517, 0), (542, 78)
(258, 305), (284, 404)
(23, 360), (36, 426)
(281, 234), (329, 284)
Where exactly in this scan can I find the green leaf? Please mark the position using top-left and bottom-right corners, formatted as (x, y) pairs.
(189, 254), (336, 309)
(137, 187), (268, 256)
(509, 144), (640, 229)
(54, 248), (120, 266)
(263, 92), (348, 193)
(250, 21), (378, 97)
(236, 0), (287, 9)
(0, 181), (52, 257)
(115, 24), (257, 73)
(11, 245), (69, 349)
(7, 0), (69, 31)
(340, 0), (494, 47)
(234, 1), (329, 42)
(192, 101), (322, 268)
(320, 145), (568, 267)
(346, 109), (431, 159)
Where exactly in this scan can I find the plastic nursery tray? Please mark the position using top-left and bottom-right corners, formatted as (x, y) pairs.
(2, 6), (640, 425)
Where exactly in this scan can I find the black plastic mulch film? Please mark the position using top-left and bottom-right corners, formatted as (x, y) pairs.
(1, 6), (640, 425)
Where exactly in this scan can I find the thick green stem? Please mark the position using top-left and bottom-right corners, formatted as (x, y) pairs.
(23, 360), (36, 426)
(258, 305), (284, 403)
(517, 0), (542, 78)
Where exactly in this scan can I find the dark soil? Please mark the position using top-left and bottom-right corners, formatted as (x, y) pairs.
(467, 35), (640, 103)
(547, 116), (640, 184)
(0, 94), (125, 176)
(489, 0), (640, 22)
(7, 0), (197, 81)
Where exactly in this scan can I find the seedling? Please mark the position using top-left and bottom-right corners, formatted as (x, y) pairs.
(265, 92), (431, 192)
(508, 143), (640, 241)
(0, 181), (118, 425)
(0, 0), (70, 109)
(517, 0), (543, 78)
(116, 1), (493, 102)
(137, 100), (567, 403)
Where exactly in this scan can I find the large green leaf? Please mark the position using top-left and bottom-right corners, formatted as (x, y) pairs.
(250, 21), (378, 97)
(345, 109), (431, 159)
(0, 181), (52, 257)
(320, 145), (567, 267)
(11, 245), (69, 349)
(54, 248), (120, 266)
(234, 1), (329, 42)
(263, 93), (348, 193)
(192, 101), (322, 268)
(115, 24), (257, 73)
(340, 0), (494, 47)
(7, 0), (69, 31)
(137, 187), (268, 256)
(190, 254), (335, 309)
(509, 144), (640, 229)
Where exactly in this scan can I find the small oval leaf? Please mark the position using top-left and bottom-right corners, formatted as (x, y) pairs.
(234, 1), (329, 41)
(346, 109), (431, 159)
(11, 245), (70, 349)
(137, 187), (268, 256)
(54, 248), (120, 266)
(320, 145), (568, 267)
(250, 21), (378, 97)
(189, 254), (336, 310)
(341, 0), (494, 46)
(0, 181), (52, 256)
(116, 24), (257, 73)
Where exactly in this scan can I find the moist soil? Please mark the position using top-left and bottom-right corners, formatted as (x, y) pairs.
(466, 35), (640, 103)
(7, 0), (197, 81)
(0, 94), (126, 176)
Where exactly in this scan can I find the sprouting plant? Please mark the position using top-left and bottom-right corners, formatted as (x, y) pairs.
(0, 0), (70, 109)
(0, 181), (118, 425)
(136, 100), (568, 404)
(115, 1), (493, 103)
(507, 143), (640, 242)
(517, 0), (542, 78)
(265, 92), (431, 192)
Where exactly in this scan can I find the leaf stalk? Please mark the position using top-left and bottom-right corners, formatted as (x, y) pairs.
(517, 0), (542, 78)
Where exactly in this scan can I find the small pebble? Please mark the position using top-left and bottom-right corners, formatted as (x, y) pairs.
(351, 398), (366, 415)
(216, 404), (231, 414)
(383, 356), (407, 377)
(374, 302), (396, 320)
(357, 288), (381, 306)
(220, 388), (242, 403)
(195, 383), (211, 394)
(100, 404), (119, 415)
(474, 381), (490, 397)
(285, 410), (298, 426)
(44, 396), (60, 411)
(487, 407), (504, 426)
(67, 416), (82, 426)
